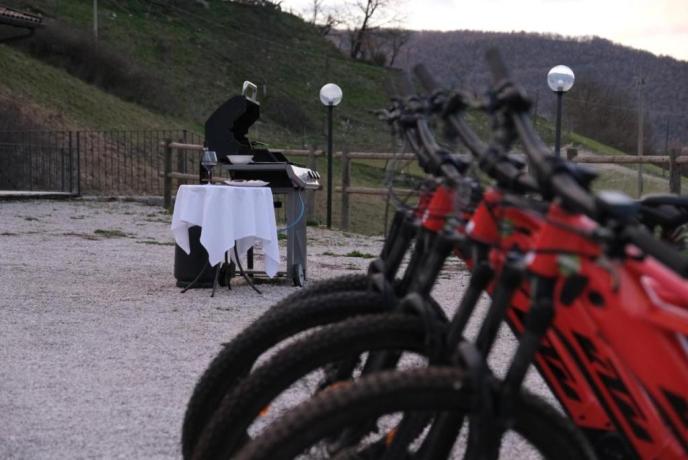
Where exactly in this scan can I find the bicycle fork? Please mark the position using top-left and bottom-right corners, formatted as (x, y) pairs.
(414, 251), (527, 460)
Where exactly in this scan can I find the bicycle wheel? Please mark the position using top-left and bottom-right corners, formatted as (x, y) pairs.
(191, 314), (440, 460)
(234, 368), (596, 460)
(183, 274), (400, 459)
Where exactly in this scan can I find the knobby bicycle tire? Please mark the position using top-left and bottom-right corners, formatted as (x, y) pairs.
(182, 273), (384, 458)
(235, 368), (596, 460)
(191, 314), (437, 460)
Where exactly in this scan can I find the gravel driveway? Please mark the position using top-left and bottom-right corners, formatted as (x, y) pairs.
(0, 198), (552, 459)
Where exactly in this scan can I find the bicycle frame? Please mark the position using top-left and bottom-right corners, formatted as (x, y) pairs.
(457, 190), (688, 458)
(433, 188), (631, 458)
(525, 202), (688, 459)
(371, 72), (688, 459)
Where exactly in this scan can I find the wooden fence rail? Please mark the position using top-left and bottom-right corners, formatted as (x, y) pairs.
(162, 141), (687, 230)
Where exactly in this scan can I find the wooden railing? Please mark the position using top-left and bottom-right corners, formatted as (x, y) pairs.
(162, 141), (687, 230)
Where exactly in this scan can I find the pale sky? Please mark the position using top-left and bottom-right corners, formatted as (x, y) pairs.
(281, 0), (688, 62)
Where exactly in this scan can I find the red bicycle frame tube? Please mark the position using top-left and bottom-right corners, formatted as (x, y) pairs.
(528, 203), (688, 458)
(418, 184), (688, 457)
(415, 183), (437, 220)
(467, 191), (623, 451)
(421, 184), (456, 233)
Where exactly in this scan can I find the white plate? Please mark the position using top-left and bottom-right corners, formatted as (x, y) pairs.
(224, 180), (269, 187)
(227, 155), (254, 164)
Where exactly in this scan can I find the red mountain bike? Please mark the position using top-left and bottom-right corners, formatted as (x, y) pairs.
(228, 51), (688, 460)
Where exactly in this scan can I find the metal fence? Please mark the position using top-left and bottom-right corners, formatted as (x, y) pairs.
(0, 131), (77, 193)
(0, 129), (203, 195)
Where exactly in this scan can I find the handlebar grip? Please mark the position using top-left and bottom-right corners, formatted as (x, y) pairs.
(514, 173), (539, 193)
(624, 226), (688, 277)
(485, 48), (510, 82)
(413, 64), (440, 92)
(550, 173), (599, 218)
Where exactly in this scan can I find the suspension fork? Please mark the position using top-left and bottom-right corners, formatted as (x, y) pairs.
(446, 242), (494, 350)
(447, 273), (552, 460)
(393, 226), (437, 296)
(369, 209), (419, 281)
(334, 230), (462, 455)
(501, 276), (555, 395)
(365, 229), (462, 374)
(379, 208), (407, 260)
(416, 251), (527, 460)
(384, 212), (421, 282)
(325, 220), (437, 387)
(473, 251), (526, 355)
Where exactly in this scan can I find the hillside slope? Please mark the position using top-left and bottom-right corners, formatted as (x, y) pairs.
(398, 30), (688, 150)
(2, 0), (394, 150)
(0, 45), (183, 130)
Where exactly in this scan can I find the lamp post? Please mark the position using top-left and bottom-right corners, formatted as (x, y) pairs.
(319, 83), (343, 229)
(93, 0), (98, 41)
(547, 65), (575, 157)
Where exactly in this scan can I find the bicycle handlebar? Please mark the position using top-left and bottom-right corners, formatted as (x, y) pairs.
(412, 64), (537, 194)
(485, 48), (688, 276)
(623, 226), (688, 277)
(413, 64), (440, 95)
(485, 48), (509, 83)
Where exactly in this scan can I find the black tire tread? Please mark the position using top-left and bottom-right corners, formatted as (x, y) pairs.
(235, 367), (596, 460)
(191, 314), (430, 460)
(182, 274), (377, 458)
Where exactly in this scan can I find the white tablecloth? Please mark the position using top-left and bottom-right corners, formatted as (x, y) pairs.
(170, 184), (280, 277)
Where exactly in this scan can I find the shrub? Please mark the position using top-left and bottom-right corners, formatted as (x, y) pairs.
(13, 21), (178, 114)
(262, 92), (313, 133)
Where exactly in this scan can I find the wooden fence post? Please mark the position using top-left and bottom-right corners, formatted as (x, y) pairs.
(340, 149), (351, 230)
(164, 139), (172, 210)
(177, 135), (187, 186)
(669, 148), (681, 195)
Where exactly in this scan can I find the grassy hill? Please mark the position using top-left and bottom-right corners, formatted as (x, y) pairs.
(0, 1), (679, 235)
(2, 0), (393, 150)
(0, 45), (183, 130)
(399, 30), (688, 152)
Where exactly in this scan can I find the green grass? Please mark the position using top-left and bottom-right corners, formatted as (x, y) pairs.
(344, 250), (376, 258)
(5, 0), (393, 149)
(94, 228), (129, 238)
(136, 240), (175, 246)
(0, 45), (185, 129)
(320, 250), (377, 258)
(4, 1), (680, 235)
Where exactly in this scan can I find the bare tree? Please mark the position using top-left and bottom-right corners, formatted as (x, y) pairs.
(381, 27), (411, 66)
(234, 0), (282, 9)
(345, 0), (403, 61)
(301, 0), (341, 36)
(307, 0), (325, 23)
(565, 76), (654, 154)
(317, 13), (341, 36)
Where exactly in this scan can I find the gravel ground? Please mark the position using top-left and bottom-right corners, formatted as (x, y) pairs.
(0, 198), (553, 459)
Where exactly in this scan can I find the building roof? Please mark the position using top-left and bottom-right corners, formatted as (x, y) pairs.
(0, 6), (42, 28)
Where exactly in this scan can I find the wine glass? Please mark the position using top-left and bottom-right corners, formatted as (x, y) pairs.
(201, 149), (218, 184)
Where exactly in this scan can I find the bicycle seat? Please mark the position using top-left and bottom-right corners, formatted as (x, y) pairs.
(567, 163), (598, 189)
(505, 153), (526, 170)
(639, 194), (688, 209)
(549, 157), (598, 189)
(440, 151), (471, 174)
(596, 190), (640, 221)
(637, 195), (688, 229)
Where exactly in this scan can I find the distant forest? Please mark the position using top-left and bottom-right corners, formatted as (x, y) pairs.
(394, 30), (688, 153)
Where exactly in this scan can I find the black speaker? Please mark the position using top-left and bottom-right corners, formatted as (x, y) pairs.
(174, 226), (214, 288)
